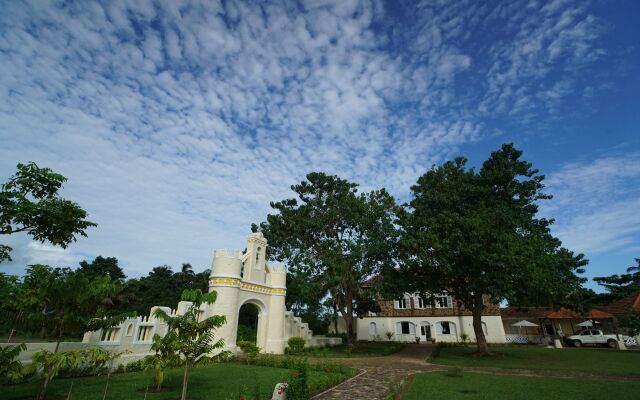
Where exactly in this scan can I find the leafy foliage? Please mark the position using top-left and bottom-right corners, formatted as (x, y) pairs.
(399, 144), (587, 355)
(255, 172), (397, 345)
(18, 264), (119, 343)
(593, 258), (640, 303)
(286, 359), (309, 400)
(33, 349), (84, 399)
(287, 336), (306, 354)
(0, 162), (96, 263)
(0, 343), (27, 384)
(78, 256), (126, 283)
(151, 289), (226, 400)
(618, 309), (640, 337)
(237, 340), (260, 364)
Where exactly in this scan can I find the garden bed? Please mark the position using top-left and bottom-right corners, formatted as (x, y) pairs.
(3, 361), (356, 400)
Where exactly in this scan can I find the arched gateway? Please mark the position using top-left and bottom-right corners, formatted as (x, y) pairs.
(204, 232), (287, 353)
(83, 232), (341, 357)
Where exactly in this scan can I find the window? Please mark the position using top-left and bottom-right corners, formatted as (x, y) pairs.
(101, 328), (121, 342)
(441, 321), (451, 335)
(396, 321), (414, 335)
(435, 295), (452, 308)
(415, 295), (430, 309)
(580, 331), (591, 336)
(482, 321), (488, 336)
(369, 322), (377, 336)
(394, 297), (408, 309)
(125, 324), (133, 336)
(136, 325), (154, 342)
(255, 247), (262, 267)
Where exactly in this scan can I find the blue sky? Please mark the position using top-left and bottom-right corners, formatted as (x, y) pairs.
(1, 0), (638, 291)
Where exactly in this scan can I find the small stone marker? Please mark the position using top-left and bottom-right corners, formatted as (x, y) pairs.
(272, 382), (288, 400)
(553, 338), (563, 348)
(616, 335), (627, 351)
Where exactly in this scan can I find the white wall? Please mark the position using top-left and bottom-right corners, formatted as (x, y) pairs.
(356, 315), (506, 343)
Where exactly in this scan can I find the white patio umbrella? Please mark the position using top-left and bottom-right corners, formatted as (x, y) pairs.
(511, 320), (539, 335)
(576, 320), (593, 328)
(511, 320), (539, 327)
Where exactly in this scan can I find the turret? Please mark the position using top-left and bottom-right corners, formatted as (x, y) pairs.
(210, 249), (243, 281)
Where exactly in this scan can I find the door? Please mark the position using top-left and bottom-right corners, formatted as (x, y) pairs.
(420, 323), (431, 341)
(579, 330), (592, 344)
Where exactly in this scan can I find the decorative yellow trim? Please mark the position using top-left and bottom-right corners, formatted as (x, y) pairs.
(209, 278), (286, 296)
(209, 277), (241, 286)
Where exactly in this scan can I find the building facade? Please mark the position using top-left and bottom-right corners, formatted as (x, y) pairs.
(335, 291), (507, 343)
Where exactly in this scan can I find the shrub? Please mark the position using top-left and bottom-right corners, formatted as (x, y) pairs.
(460, 333), (470, 346)
(287, 359), (309, 400)
(124, 359), (146, 373)
(237, 341), (260, 364)
(385, 331), (394, 341)
(287, 336), (306, 354)
(0, 343), (28, 384)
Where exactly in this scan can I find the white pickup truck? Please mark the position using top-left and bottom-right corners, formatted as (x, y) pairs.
(566, 329), (619, 348)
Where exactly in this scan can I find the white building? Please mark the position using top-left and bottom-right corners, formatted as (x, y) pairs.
(333, 289), (507, 344)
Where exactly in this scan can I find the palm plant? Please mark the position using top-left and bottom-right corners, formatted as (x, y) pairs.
(152, 289), (226, 400)
(147, 331), (181, 391)
(33, 349), (83, 400)
(0, 343), (27, 384)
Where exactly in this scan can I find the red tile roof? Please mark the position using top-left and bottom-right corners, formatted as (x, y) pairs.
(603, 291), (640, 315)
(501, 306), (614, 320)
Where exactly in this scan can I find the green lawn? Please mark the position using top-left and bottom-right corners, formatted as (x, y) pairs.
(403, 372), (640, 400)
(299, 341), (404, 358)
(433, 345), (640, 375)
(4, 362), (352, 400)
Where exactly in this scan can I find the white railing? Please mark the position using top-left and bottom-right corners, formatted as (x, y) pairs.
(622, 335), (638, 346)
(505, 334), (544, 344)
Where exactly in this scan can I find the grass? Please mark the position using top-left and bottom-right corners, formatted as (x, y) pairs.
(403, 372), (640, 400)
(433, 345), (640, 375)
(297, 341), (404, 358)
(3, 362), (353, 400)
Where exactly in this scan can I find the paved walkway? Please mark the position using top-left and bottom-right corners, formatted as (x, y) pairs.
(311, 344), (640, 400)
(311, 345), (435, 400)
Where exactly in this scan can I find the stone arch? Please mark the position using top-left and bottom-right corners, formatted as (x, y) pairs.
(236, 297), (269, 350)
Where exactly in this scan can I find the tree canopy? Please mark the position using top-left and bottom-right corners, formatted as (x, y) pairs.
(254, 172), (398, 344)
(593, 258), (640, 303)
(0, 162), (96, 263)
(399, 143), (587, 355)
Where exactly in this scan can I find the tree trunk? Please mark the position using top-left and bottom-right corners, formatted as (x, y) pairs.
(38, 376), (50, 400)
(66, 380), (74, 400)
(7, 327), (15, 343)
(102, 371), (111, 400)
(471, 292), (490, 356)
(332, 303), (339, 335)
(180, 362), (190, 400)
(343, 289), (356, 351)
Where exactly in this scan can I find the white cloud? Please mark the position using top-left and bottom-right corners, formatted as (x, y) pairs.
(544, 153), (640, 255)
(0, 0), (615, 276)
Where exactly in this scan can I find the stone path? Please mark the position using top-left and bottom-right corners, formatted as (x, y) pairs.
(310, 344), (435, 400)
(311, 344), (640, 399)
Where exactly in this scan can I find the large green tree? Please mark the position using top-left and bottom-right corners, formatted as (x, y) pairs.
(593, 258), (640, 302)
(400, 144), (587, 355)
(78, 256), (125, 283)
(19, 265), (118, 347)
(0, 162), (96, 263)
(255, 172), (397, 345)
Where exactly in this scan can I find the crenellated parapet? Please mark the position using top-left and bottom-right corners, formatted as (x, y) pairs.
(209, 232), (287, 296)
